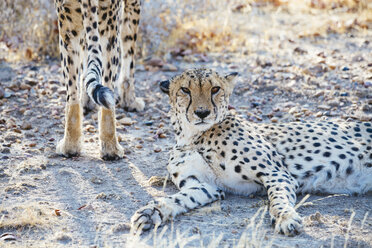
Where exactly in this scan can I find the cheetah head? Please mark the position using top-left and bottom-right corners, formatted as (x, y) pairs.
(160, 68), (238, 134)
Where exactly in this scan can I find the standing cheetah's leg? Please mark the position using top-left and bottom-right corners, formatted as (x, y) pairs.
(117, 0), (144, 112)
(260, 170), (303, 236)
(55, 0), (84, 157)
(81, 0), (123, 160)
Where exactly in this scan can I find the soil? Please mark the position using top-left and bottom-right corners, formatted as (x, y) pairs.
(0, 4), (371, 248)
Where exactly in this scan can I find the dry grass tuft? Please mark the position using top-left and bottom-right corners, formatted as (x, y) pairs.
(0, 202), (59, 230)
(0, 0), (58, 61)
(1, 0), (370, 61)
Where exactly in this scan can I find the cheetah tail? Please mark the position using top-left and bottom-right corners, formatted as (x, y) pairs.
(86, 78), (115, 110)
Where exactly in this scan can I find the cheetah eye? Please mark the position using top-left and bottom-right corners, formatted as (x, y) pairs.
(181, 87), (191, 94)
(211, 86), (220, 95)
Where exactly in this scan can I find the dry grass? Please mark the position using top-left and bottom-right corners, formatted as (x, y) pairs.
(0, 0), (370, 61)
(126, 206), (275, 248)
(0, 0), (58, 61)
(0, 202), (59, 230)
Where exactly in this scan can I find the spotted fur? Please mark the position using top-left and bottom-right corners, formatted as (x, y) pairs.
(131, 68), (372, 236)
(54, 0), (144, 160)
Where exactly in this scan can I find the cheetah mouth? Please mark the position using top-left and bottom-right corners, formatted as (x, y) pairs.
(194, 121), (209, 125)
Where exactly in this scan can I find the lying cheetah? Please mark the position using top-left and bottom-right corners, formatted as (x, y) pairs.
(131, 68), (372, 236)
(54, 0), (144, 160)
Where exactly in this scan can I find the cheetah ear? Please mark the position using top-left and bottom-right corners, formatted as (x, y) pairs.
(224, 72), (238, 84)
(159, 80), (170, 95)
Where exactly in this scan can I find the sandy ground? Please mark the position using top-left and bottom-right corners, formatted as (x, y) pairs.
(1, 4), (372, 248)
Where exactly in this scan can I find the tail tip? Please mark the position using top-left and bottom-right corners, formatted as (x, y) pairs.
(98, 87), (115, 109)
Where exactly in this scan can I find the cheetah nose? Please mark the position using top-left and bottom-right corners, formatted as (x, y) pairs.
(194, 109), (211, 119)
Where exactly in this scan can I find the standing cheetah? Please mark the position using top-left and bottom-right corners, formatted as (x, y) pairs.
(54, 0), (144, 160)
(131, 68), (372, 236)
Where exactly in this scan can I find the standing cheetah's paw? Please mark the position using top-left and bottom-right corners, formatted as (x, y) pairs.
(100, 141), (124, 161)
(273, 210), (303, 236)
(122, 97), (145, 112)
(56, 138), (81, 158)
(131, 205), (162, 233)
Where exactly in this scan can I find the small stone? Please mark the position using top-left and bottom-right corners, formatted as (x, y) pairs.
(121, 117), (133, 126)
(20, 83), (31, 90)
(154, 147), (161, 153)
(29, 143), (37, 147)
(159, 133), (167, 139)
(340, 92), (348, 97)
(342, 66), (349, 71)
(135, 144), (143, 149)
(315, 111), (323, 117)
(0, 87), (4, 99)
(86, 125), (95, 133)
(270, 117), (278, 123)
(318, 105), (331, 110)
(25, 77), (38, 86)
(112, 223), (131, 233)
(364, 81), (372, 88)
(13, 128), (22, 134)
(145, 57), (164, 67)
(144, 121), (153, 126)
(162, 63), (178, 71)
(1, 148), (10, 154)
(294, 47), (307, 54)
(91, 176), (103, 184)
(327, 100), (339, 107)
(21, 122), (32, 130)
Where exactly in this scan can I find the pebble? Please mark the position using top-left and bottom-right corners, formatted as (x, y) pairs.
(145, 57), (164, 67)
(0, 87), (4, 99)
(270, 117), (278, 123)
(13, 128), (22, 134)
(144, 121), (153, 126)
(21, 122), (32, 130)
(159, 133), (167, 139)
(364, 81), (372, 88)
(135, 144), (143, 149)
(1, 148), (10, 154)
(327, 100), (339, 107)
(317, 105), (331, 110)
(91, 177), (103, 184)
(20, 83), (31, 90)
(162, 63), (178, 71)
(342, 66), (349, 71)
(154, 147), (162, 153)
(121, 117), (133, 126)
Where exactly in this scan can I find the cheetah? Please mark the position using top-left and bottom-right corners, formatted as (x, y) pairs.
(54, 0), (144, 160)
(131, 68), (372, 236)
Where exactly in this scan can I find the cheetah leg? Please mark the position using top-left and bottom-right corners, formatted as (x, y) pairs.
(117, 0), (144, 112)
(91, 0), (124, 160)
(131, 180), (224, 232)
(261, 172), (303, 236)
(131, 150), (223, 231)
(55, 1), (84, 157)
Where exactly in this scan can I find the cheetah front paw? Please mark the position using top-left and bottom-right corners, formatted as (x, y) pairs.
(100, 140), (124, 161)
(122, 97), (145, 112)
(56, 137), (81, 158)
(273, 210), (303, 236)
(131, 205), (163, 232)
